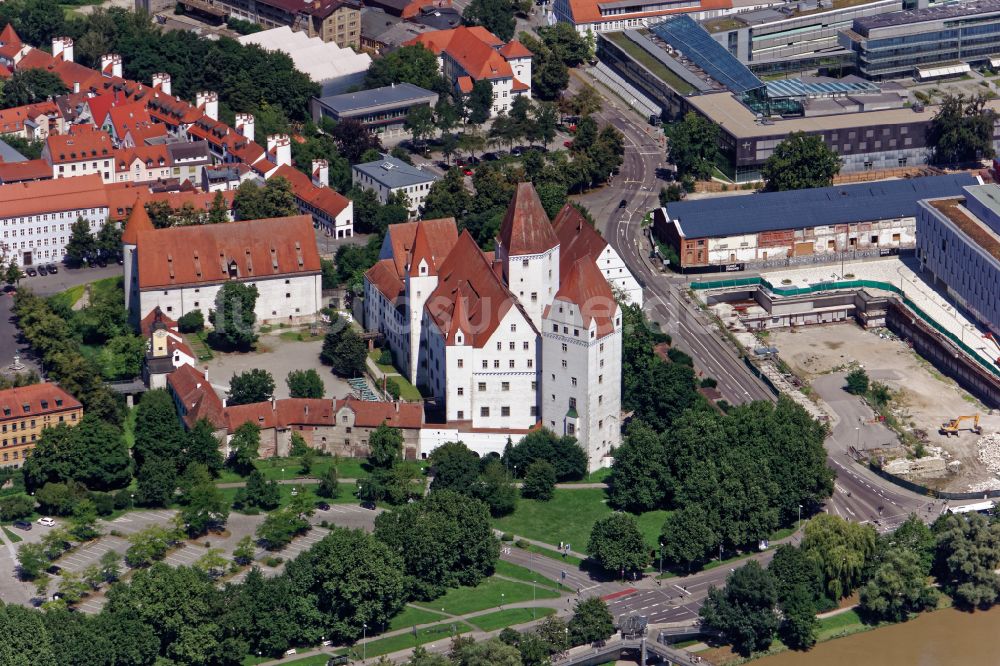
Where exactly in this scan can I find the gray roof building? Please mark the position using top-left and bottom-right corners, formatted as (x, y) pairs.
(311, 83), (438, 135)
(0, 138), (27, 163)
(352, 154), (440, 190)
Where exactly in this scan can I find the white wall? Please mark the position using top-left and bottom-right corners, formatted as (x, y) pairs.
(596, 244), (643, 306)
(503, 246), (559, 331)
(0, 206), (109, 266)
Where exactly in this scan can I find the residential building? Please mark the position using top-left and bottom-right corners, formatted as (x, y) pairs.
(0, 174), (109, 266)
(654, 173), (979, 272)
(201, 164), (256, 192)
(364, 182), (625, 469)
(272, 163), (354, 237)
(552, 0), (732, 35)
(310, 83), (439, 138)
(404, 26), (532, 116)
(167, 363), (225, 430)
(124, 205), (324, 326)
(841, 0), (1000, 79)
(211, 0), (362, 49)
(352, 154), (440, 218)
(0, 383), (83, 468)
(918, 183), (1000, 336)
(42, 126), (115, 183)
(0, 101), (63, 141)
(360, 7), (433, 54)
(237, 26), (371, 95)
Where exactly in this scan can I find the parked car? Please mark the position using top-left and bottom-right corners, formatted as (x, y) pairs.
(12, 520), (31, 531)
(36, 517), (55, 527)
(36, 265), (47, 276)
(361, 500), (377, 510)
(618, 199), (628, 208)
(511, 147), (523, 157)
(327, 657), (349, 666)
(284, 649), (297, 657)
(115, 257), (123, 265)
(466, 155), (481, 165)
(46, 264), (58, 274)
(482, 152), (501, 161)
(563, 140), (573, 148)
(97, 258), (108, 267)
(463, 168), (473, 176)
(25, 268), (36, 277)
(46, 564), (61, 575)
(315, 501), (331, 511)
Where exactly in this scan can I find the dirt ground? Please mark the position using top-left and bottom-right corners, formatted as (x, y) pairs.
(768, 323), (1000, 492)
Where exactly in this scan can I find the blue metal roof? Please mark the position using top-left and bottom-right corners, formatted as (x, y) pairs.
(315, 83), (437, 115)
(765, 78), (881, 99)
(666, 174), (979, 238)
(651, 15), (764, 94)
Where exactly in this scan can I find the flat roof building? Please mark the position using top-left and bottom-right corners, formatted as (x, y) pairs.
(310, 83), (438, 138)
(237, 27), (372, 95)
(552, 0), (733, 35)
(352, 154), (440, 217)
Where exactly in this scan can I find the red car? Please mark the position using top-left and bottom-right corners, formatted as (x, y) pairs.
(463, 168), (474, 176)
(563, 140), (573, 148)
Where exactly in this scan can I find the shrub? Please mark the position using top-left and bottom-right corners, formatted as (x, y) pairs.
(264, 556), (284, 567)
(700, 377), (718, 389)
(501, 533), (514, 542)
(516, 539), (530, 549)
(178, 309), (205, 333)
(378, 349), (392, 365)
(385, 377), (401, 400)
(90, 492), (115, 516)
(0, 494), (35, 521)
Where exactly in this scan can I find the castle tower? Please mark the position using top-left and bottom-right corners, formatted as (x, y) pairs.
(404, 221), (439, 385)
(122, 194), (154, 324)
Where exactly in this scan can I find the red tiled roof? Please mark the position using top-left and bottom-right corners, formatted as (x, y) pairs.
(135, 215), (321, 289)
(0, 159), (51, 184)
(224, 398), (333, 433)
(0, 382), (81, 417)
(0, 24), (22, 60)
(386, 217), (458, 277)
(554, 258), (618, 337)
(0, 174), (108, 218)
(108, 101), (153, 135)
(17, 51), (54, 70)
(114, 144), (171, 173)
(404, 27), (501, 55)
(333, 396), (423, 428)
(565, 0), (731, 24)
(271, 164), (350, 219)
(46, 126), (113, 163)
(498, 182), (558, 256)
(167, 364), (224, 429)
(499, 39), (532, 59)
(457, 76), (473, 94)
(552, 203), (607, 277)
(426, 230), (527, 347)
(140, 306), (178, 337)
(512, 78), (530, 92)
(0, 100), (58, 134)
(365, 258), (405, 303)
(121, 191), (154, 245)
(444, 26), (512, 80)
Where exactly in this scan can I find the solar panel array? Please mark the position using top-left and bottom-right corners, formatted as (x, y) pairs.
(765, 78), (881, 99)
(651, 15), (765, 94)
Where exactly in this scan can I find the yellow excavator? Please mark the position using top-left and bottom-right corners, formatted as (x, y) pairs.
(940, 414), (983, 436)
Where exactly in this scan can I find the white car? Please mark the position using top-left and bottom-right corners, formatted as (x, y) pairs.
(36, 517), (55, 527)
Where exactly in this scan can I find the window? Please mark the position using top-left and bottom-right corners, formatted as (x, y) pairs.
(599, 343), (604, 352)
(599, 374), (603, 384)
(531, 292), (537, 302)
(457, 387), (464, 396)
(482, 360), (488, 369)
(346, 427), (352, 433)
(531, 381), (537, 390)
(552, 324), (558, 332)
(502, 381), (510, 391)
(501, 406), (510, 417)
(522, 341), (529, 350)
(567, 423), (575, 435)
(494, 360), (500, 368)
(561, 360), (567, 368)
(509, 360), (515, 368)
(511, 324), (517, 332)
(497, 341), (502, 351)
(478, 382), (486, 391)
(530, 406), (537, 416)
(457, 359), (463, 368)
(480, 407), (490, 417)
(569, 397), (577, 409)
(573, 329), (579, 337)
(598, 395), (603, 405)
(561, 343), (567, 352)
(509, 342), (515, 350)
(571, 377), (577, 386)
(527, 359), (533, 368)
(457, 410), (464, 419)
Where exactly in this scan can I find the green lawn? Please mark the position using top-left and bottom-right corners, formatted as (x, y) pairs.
(348, 621), (474, 659)
(817, 610), (865, 641)
(217, 456), (398, 484)
(188, 331), (214, 361)
(389, 605), (449, 631)
(219, 482), (358, 511)
(468, 607), (555, 631)
(2, 525), (22, 543)
(277, 656), (329, 666)
(415, 576), (560, 616)
(565, 468), (612, 484)
(368, 350), (395, 374)
(494, 488), (668, 552)
(494, 560), (571, 592)
(279, 329), (323, 343)
(123, 406), (137, 449)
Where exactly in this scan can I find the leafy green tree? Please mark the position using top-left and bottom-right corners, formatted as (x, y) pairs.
(23, 418), (131, 492)
(99, 549), (121, 583)
(404, 103), (436, 146)
(286, 368), (325, 399)
(326, 326), (368, 377)
(608, 422), (668, 512)
(452, 637), (522, 665)
(227, 368), (275, 406)
(68, 498), (101, 541)
(503, 428), (587, 481)
(661, 503), (718, 571)
(467, 80), (494, 125)
(56, 570), (89, 606)
(185, 419), (224, 477)
(65, 217), (97, 266)
(364, 44), (443, 90)
(0, 494), (34, 520)
(317, 464), (340, 498)
(769, 544), (825, 608)
(933, 512), (1000, 609)
(194, 548), (228, 578)
(233, 535), (256, 566)
(0, 600), (58, 665)
(17, 542), (47, 580)
(177, 309), (204, 333)
(429, 440), (479, 491)
(762, 132), (841, 192)
(587, 513), (650, 577)
(0, 67), (68, 107)
(568, 597), (615, 644)
(34, 481), (85, 516)
(521, 460), (556, 500)
(330, 118), (383, 164)
(893, 514), (937, 573)
(845, 367), (869, 395)
(135, 457), (177, 507)
(779, 584), (818, 650)
(928, 92), (997, 165)
(244, 469), (281, 510)
(859, 549), (937, 623)
(374, 490), (499, 599)
(422, 168), (471, 219)
(124, 524), (177, 567)
(228, 422), (261, 476)
(367, 422), (403, 470)
(255, 507), (310, 550)
(801, 514), (877, 600)
(700, 561), (779, 656)
(472, 459), (518, 517)
(3, 259), (24, 288)
(207, 191), (229, 224)
(667, 111), (720, 181)
(233, 177), (299, 220)
(209, 281), (259, 350)
(0, 134), (42, 160)
(462, 0), (517, 41)
(179, 476), (229, 537)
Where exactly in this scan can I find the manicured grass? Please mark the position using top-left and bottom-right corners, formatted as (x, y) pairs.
(188, 331), (214, 361)
(494, 560), (571, 591)
(817, 609), (865, 641)
(278, 656), (329, 666)
(415, 576), (560, 616)
(349, 621), (474, 659)
(565, 468), (612, 484)
(219, 482), (358, 511)
(389, 605), (449, 631)
(279, 329), (323, 342)
(635, 509), (671, 551)
(368, 350), (395, 374)
(468, 607), (555, 631)
(387, 373), (422, 401)
(2, 525), (23, 543)
(123, 406), (137, 449)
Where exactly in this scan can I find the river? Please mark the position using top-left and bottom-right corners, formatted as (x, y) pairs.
(754, 607), (1000, 666)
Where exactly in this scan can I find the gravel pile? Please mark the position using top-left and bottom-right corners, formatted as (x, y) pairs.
(968, 479), (1000, 493)
(976, 433), (1000, 475)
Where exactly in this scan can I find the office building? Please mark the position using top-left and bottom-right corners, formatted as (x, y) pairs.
(310, 83), (439, 138)
(552, 0), (732, 35)
(352, 154), (441, 217)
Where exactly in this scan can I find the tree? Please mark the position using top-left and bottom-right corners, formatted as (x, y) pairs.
(185, 419), (224, 477)
(286, 369), (325, 399)
(472, 459), (518, 517)
(366, 422), (403, 470)
(364, 44), (443, 91)
(135, 457), (177, 507)
(463, 0), (517, 41)
(667, 112), (720, 181)
(928, 92), (997, 165)
(124, 524), (178, 567)
(779, 584), (819, 650)
(56, 570), (89, 606)
(452, 638), (522, 666)
(179, 477), (229, 537)
(291, 430), (310, 457)
(331, 118), (383, 164)
(17, 542), (47, 580)
(661, 503), (718, 571)
(521, 460), (556, 500)
(34, 481), (85, 516)
(467, 80), (494, 125)
(429, 440), (479, 491)
(207, 191), (229, 224)
(768, 544), (825, 608)
(23, 418), (131, 493)
(317, 465), (340, 498)
(4, 259), (24, 288)
(893, 514), (937, 573)
(762, 132), (841, 192)
(65, 217), (97, 266)
(700, 561), (779, 656)
(233, 535), (256, 566)
(228, 368), (275, 406)
(845, 367), (869, 395)
(194, 548), (228, 578)
(537, 22), (591, 67)
(228, 422), (261, 476)
(587, 513), (649, 577)
(177, 309), (204, 333)
(422, 168), (471, 220)
(801, 514), (877, 600)
(608, 422), (668, 512)
(932, 512), (1000, 609)
(0, 494), (34, 521)
(326, 327), (367, 377)
(404, 104), (436, 146)
(859, 549), (937, 623)
(233, 177), (299, 220)
(0, 67), (68, 107)
(209, 281), (259, 350)
(98, 549), (121, 583)
(68, 498), (101, 541)
(374, 490), (499, 599)
(533, 102), (559, 148)
(244, 469), (281, 510)
(255, 507), (310, 550)
(568, 597), (615, 644)
(503, 429), (587, 481)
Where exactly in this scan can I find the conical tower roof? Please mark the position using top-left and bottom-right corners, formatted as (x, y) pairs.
(498, 182), (558, 256)
(121, 193), (154, 246)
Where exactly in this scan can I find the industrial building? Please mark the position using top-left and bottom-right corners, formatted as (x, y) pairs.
(917, 183), (1000, 336)
(237, 27), (371, 95)
(310, 83), (439, 138)
(654, 173), (979, 272)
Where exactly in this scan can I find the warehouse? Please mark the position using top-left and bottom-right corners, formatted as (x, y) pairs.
(653, 173), (979, 273)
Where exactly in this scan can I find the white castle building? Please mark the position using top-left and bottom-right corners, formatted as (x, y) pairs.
(364, 182), (632, 469)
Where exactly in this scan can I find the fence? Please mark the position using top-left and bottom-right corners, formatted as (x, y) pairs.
(856, 451), (1000, 501)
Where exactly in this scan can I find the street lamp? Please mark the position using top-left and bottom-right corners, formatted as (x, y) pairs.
(362, 623), (367, 663)
(658, 540), (664, 575)
(798, 504), (802, 530)
(500, 593), (505, 609)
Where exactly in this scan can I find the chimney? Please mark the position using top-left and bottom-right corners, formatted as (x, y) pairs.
(312, 158), (328, 187)
(235, 113), (255, 140)
(151, 72), (171, 95)
(196, 91), (218, 121)
(101, 53), (122, 78)
(51, 37), (73, 62)
(267, 134), (291, 167)
(73, 81), (80, 94)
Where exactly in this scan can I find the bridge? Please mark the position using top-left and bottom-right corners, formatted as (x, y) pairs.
(104, 378), (146, 394)
(554, 631), (711, 666)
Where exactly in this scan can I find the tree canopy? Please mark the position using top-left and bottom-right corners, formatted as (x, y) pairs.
(667, 112), (720, 181)
(761, 132), (841, 192)
(700, 561), (779, 656)
(209, 281), (259, 350)
(928, 93), (997, 165)
(227, 369), (275, 406)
